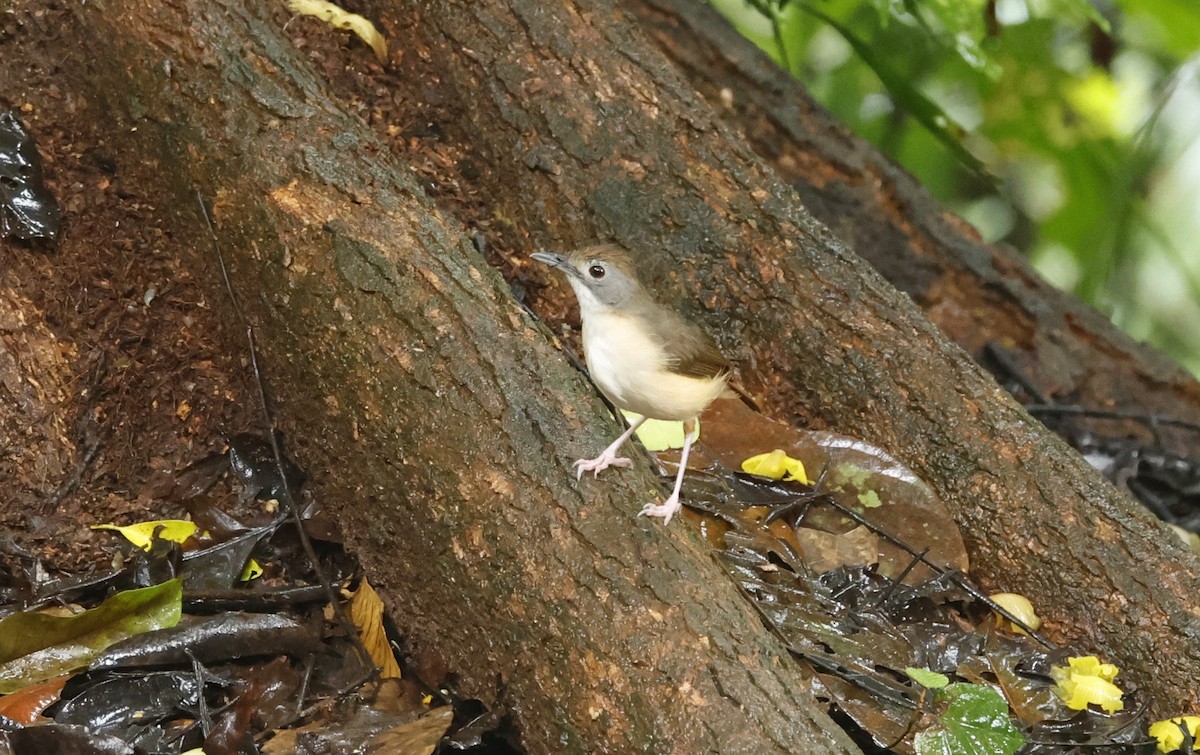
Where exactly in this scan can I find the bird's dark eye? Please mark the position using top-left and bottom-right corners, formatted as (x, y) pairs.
(588, 264), (606, 279)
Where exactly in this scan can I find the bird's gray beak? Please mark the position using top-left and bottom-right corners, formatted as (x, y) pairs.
(531, 251), (570, 270)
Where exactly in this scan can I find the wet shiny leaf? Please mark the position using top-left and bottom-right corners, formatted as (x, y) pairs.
(0, 723), (136, 754)
(55, 671), (205, 731)
(0, 674), (68, 723)
(90, 612), (319, 669)
(0, 110), (62, 242)
(914, 684), (1025, 755)
(698, 398), (969, 583)
(0, 580), (182, 693)
(181, 526), (271, 590)
(366, 707), (454, 755)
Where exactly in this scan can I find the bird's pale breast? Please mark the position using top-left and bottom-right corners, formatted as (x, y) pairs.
(582, 310), (727, 421)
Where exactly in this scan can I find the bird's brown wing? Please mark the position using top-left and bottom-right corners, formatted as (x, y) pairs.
(637, 302), (730, 380)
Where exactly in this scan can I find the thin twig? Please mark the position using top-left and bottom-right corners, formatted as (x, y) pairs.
(196, 190), (376, 677)
(1025, 403), (1200, 435)
(811, 491), (1055, 648)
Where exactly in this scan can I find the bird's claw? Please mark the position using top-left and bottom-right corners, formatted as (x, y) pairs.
(638, 494), (682, 526)
(573, 453), (632, 480)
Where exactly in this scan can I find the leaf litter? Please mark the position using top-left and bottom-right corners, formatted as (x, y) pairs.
(645, 396), (1161, 754)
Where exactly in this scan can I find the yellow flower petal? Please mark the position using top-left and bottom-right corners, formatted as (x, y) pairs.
(1053, 657), (1124, 714)
(1149, 716), (1200, 753)
(1066, 655), (1119, 683)
(1057, 674), (1124, 713)
(990, 593), (1041, 633)
(741, 449), (810, 484)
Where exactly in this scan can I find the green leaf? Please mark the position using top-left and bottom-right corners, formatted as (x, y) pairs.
(0, 579), (183, 693)
(915, 683), (1025, 755)
(1048, 0), (1112, 33)
(1117, 0), (1200, 59)
(907, 666), (951, 689)
(794, 1), (988, 178)
(910, 0), (997, 76)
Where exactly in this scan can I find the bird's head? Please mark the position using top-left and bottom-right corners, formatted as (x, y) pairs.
(532, 244), (647, 316)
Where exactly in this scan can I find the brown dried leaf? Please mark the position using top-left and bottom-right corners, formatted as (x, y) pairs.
(793, 525), (880, 572)
(349, 577), (402, 679)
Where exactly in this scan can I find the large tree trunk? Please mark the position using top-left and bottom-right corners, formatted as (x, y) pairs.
(1, 0), (858, 752)
(1, 1), (1197, 751)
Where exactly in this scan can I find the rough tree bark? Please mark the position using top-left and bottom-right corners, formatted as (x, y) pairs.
(1, 0), (858, 752)
(1, 0), (1198, 752)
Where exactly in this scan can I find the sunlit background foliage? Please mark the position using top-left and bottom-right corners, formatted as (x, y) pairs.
(713, 0), (1200, 374)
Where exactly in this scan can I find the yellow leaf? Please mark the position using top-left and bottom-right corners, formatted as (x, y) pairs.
(1149, 716), (1200, 753)
(348, 577), (402, 679)
(287, 0), (388, 63)
(741, 449), (810, 484)
(622, 411), (696, 452)
(238, 559), (263, 582)
(1052, 656), (1123, 713)
(92, 520), (198, 551)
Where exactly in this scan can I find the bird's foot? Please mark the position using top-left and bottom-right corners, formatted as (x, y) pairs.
(639, 493), (682, 526)
(573, 450), (632, 480)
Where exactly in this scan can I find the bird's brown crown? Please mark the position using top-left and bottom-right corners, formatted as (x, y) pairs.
(567, 243), (640, 280)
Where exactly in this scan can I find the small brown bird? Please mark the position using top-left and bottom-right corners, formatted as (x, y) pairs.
(533, 244), (730, 524)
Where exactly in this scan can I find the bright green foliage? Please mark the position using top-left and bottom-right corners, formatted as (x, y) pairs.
(0, 579), (183, 693)
(716, 0), (1200, 373)
(914, 683), (1026, 755)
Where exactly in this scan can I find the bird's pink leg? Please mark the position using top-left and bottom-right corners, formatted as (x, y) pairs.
(640, 420), (697, 525)
(574, 415), (648, 479)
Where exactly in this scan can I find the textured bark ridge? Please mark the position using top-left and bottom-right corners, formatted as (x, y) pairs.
(1, 0), (1198, 748)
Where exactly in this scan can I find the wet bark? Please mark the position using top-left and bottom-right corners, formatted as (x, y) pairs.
(1, 0), (1197, 746)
